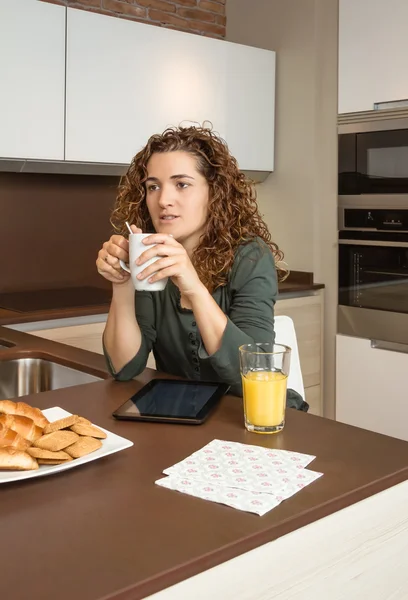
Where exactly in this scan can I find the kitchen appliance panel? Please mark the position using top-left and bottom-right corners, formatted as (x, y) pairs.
(338, 204), (408, 343)
(339, 116), (408, 197)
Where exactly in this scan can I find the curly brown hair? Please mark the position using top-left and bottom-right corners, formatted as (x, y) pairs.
(111, 125), (287, 291)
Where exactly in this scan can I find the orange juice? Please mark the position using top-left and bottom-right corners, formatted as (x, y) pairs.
(242, 370), (287, 432)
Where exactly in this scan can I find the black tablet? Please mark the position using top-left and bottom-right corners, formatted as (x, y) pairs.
(112, 379), (230, 425)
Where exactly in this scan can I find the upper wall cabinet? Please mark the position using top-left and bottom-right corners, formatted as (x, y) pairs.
(339, 0), (408, 114)
(225, 43), (275, 171)
(0, 0), (65, 160)
(65, 9), (275, 171)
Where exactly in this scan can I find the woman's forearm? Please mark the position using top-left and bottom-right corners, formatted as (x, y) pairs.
(189, 284), (228, 356)
(103, 282), (142, 372)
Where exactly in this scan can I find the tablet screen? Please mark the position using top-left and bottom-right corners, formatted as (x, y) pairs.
(113, 379), (229, 422)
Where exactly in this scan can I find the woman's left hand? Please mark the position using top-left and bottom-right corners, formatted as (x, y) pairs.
(136, 234), (204, 296)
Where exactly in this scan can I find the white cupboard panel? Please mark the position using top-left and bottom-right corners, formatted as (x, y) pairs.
(30, 322), (106, 355)
(0, 0), (65, 159)
(336, 334), (408, 441)
(225, 42), (275, 171)
(305, 385), (321, 417)
(66, 8), (275, 171)
(275, 293), (323, 389)
(339, 0), (408, 114)
(66, 9), (227, 164)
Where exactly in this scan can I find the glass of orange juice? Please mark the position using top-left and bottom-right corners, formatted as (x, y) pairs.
(239, 343), (291, 434)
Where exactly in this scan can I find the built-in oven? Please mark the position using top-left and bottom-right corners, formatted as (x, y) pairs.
(339, 115), (408, 197)
(338, 204), (408, 345)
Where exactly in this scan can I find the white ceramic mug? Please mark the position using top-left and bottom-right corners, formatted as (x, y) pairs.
(119, 233), (168, 292)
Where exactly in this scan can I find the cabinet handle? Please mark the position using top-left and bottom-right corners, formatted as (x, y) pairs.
(374, 99), (408, 110)
(371, 339), (408, 354)
(339, 240), (408, 248)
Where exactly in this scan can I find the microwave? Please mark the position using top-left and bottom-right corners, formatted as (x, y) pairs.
(339, 117), (408, 197)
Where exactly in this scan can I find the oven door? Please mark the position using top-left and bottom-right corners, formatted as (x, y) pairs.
(338, 236), (408, 344)
(339, 237), (408, 312)
(356, 129), (408, 194)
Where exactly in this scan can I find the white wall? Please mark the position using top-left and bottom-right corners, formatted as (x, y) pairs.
(226, 0), (339, 418)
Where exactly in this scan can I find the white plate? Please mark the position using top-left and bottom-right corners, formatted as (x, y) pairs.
(0, 407), (133, 484)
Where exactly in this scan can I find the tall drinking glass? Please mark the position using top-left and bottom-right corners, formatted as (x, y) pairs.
(239, 343), (291, 434)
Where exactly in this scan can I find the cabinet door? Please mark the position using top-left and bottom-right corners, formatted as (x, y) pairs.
(30, 322), (158, 369)
(275, 294), (322, 389)
(339, 0), (408, 114)
(336, 334), (408, 441)
(30, 323), (106, 355)
(275, 293), (323, 416)
(66, 8), (275, 170)
(225, 42), (275, 171)
(0, 0), (65, 159)
(304, 385), (321, 417)
(66, 9), (227, 164)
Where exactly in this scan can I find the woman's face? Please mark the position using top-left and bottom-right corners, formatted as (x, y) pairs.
(145, 151), (210, 255)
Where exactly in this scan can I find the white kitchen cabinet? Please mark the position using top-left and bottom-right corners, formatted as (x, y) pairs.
(339, 0), (408, 114)
(225, 43), (275, 171)
(275, 292), (324, 416)
(0, 0), (65, 159)
(304, 385), (321, 418)
(336, 334), (408, 441)
(28, 320), (157, 370)
(65, 8), (275, 171)
(30, 322), (106, 355)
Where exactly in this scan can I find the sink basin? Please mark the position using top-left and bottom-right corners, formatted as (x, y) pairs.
(0, 358), (102, 400)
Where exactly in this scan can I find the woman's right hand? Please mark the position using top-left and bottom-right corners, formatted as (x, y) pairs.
(96, 225), (141, 285)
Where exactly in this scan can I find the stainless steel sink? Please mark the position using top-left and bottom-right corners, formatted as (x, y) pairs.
(0, 358), (102, 400)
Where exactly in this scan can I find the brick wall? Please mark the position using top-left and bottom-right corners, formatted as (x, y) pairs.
(42, 0), (226, 38)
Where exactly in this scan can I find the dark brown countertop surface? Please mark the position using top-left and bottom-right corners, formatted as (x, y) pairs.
(0, 326), (407, 600)
(278, 269), (325, 295)
(278, 281), (324, 294)
(0, 303), (110, 327)
(0, 272), (324, 327)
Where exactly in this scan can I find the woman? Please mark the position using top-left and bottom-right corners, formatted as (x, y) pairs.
(97, 125), (287, 398)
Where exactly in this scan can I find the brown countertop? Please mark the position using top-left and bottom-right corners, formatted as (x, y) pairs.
(0, 271), (324, 327)
(0, 325), (110, 378)
(278, 269), (324, 295)
(0, 326), (407, 600)
(0, 303), (110, 327)
(278, 281), (324, 294)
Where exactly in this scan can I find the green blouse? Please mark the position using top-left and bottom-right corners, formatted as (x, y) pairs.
(104, 238), (278, 396)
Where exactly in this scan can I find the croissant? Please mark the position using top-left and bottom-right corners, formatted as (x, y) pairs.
(0, 447), (38, 470)
(0, 400), (49, 428)
(0, 414), (43, 442)
(0, 424), (31, 450)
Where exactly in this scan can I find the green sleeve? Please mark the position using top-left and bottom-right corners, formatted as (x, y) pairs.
(103, 291), (156, 381)
(198, 240), (277, 392)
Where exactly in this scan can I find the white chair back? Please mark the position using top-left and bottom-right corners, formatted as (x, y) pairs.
(274, 315), (305, 398)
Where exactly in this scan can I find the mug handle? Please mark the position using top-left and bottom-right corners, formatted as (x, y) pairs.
(119, 259), (131, 273)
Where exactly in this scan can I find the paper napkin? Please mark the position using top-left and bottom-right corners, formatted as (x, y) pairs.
(156, 439), (323, 516)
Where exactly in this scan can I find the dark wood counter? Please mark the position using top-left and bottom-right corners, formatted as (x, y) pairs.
(0, 272), (324, 327)
(278, 281), (324, 294)
(0, 325), (110, 379)
(0, 303), (109, 327)
(278, 269), (324, 295)
(0, 326), (407, 600)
